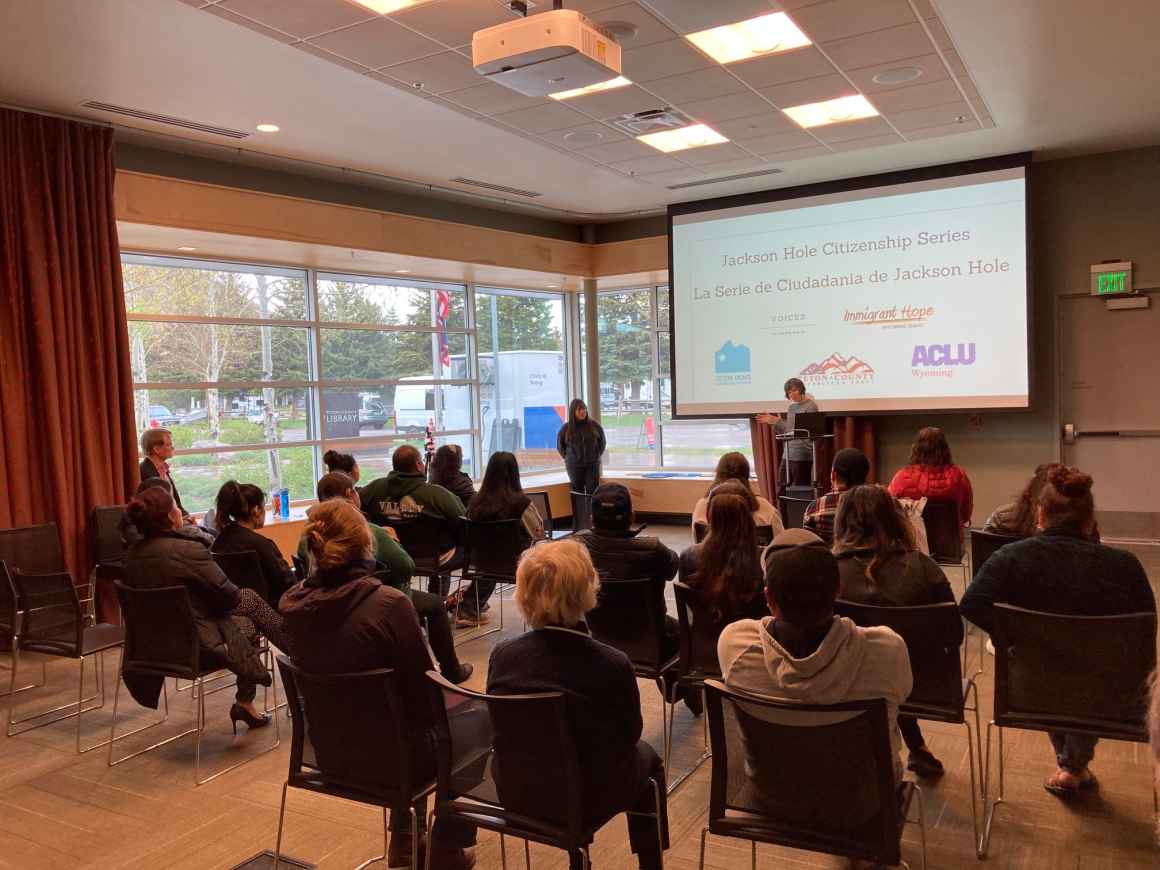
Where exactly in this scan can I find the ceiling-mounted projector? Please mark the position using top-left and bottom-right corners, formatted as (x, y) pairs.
(472, 8), (622, 98)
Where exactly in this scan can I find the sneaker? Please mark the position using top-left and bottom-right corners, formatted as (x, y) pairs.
(455, 611), (491, 628)
(443, 663), (474, 684)
(907, 747), (945, 778)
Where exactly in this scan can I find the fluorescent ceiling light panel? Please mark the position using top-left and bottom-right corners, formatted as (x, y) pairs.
(686, 12), (811, 65)
(549, 76), (632, 100)
(348, 0), (430, 14)
(782, 94), (879, 128)
(637, 123), (728, 153)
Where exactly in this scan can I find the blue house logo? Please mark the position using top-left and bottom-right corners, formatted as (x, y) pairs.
(714, 340), (751, 384)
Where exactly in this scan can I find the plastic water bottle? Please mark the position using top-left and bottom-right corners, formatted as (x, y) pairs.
(271, 491), (281, 518)
(280, 487), (290, 519)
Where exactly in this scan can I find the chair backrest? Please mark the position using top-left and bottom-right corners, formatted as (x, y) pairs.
(968, 529), (1022, 580)
(587, 576), (670, 671)
(835, 600), (965, 713)
(527, 491), (552, 530)
(569, 491), (592, 532)
(12, 570), (83, 650)
(693, 522), (708, 544)
(383, 513), (458, 565)
(0, 523), (65, 577)
(0, 565), (17, 649)
(922, 498), (962, 563)
(992, 603), (1157, 739)
(426, 671), (584, 839)
(778, 494), (812, 530)
(277, 655), (420, 801)
(673, 581), (724, 681)
(463, 518), (528, 583)
(704, 679), (902, 865)
(91, 506), (128, 565)
(755, 525), (774, 548)
(292, 554), (309, 583)
(212, 549), (269, 603)
(114, 581), (201, 679)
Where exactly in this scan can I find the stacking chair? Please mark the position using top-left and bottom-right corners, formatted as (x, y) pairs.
(91, 505), (128, 624)
(528, 491), (569, 539)
(669, 581), (720, 791)
(700, 680), (926, 870)
(835, 600), (981, 852)
(108, 581), (280, 785)
(0, 562), (46, 697)
(6, 569), (124, 752)
(0, 523), (88, 619)
(586, 576), (679, 782)
(964, 529), (1023, 673)
(384, 513), (461, 597)
(922, 499), (964, 565)
(778, 493), (812, 530)
(272, 656), (436, 870)
(457, 518), (528, 641)
(425, 671), (665, 870)
(569, 490), (593, 532)
(979, 604), (1158, 857)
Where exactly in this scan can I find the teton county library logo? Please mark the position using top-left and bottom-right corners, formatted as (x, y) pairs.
(799, 352), (875, 386)
(714, 340), (752, 385)
(911, 342), (976, 379)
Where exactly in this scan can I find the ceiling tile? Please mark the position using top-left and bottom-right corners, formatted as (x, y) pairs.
(696, 157), (778, 175)
(791, 0), (918, 44)
(588, 4), (678, 49)
(923, 18), (954, 51)
(674, 142), (751, 166)
(826, 132), (905, 151)
(904, 118), (981, 140)
(941, 49), (967, 76)
(870, 78), (964, 114)
(713, 112), (801, 141)
(535, 0), (625, 14)
(493, 101), (590, 134)
(763, 144), (833, 161)
(639, 0), (778, 35)
(635, 168), (710, 186)
(674, 91), (773, 125)
(808, 115), (893, 142)
(218, 0), (372, 39)
(729, 46), (839, 89)
(643, 67), (746, 105)
(204, 5), (297, 43)
(576, 138), (659, 163)
(379, 50), (480, 93)
(759, 74), (859, 108)
(293, 42), (373, 74)
(310, 17), (445, 68)
(888, 100), (973, 132)
(958, 76), (979, 100)
(910, 0), (937, 17)
(608, 154), (687, 175)
(622, 38), (714, 82)
(741, 129), (823, 154)
(845, 53), (949, 93)
(537, 121), (627, 151)
(440, 81), (543, 115)
(390, 0), (519, 50)
(822, 22), (935, 70)
(564, 84), (667, 120)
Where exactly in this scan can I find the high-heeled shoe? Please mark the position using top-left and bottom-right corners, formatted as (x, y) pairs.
(229, 703), (271, 734)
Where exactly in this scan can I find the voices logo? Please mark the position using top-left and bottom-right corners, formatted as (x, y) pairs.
(911, 342), (976, 379)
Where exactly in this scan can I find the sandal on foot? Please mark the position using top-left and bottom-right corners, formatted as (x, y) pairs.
(1043, 769), (1099, 796)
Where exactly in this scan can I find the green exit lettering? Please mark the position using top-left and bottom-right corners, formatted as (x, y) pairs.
(1098, 271), (1126, 294)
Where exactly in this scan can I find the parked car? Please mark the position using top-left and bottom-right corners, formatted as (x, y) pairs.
(147, 405), (181, 427)
(180, 407), (207, 425)
(359, 400), (391, 430)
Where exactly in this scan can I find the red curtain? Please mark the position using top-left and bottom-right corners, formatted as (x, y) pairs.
(750, 415), (878, 501)
(0, 109), (138, 587)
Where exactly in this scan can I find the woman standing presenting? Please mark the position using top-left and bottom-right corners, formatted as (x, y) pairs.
(556, 398), (606, 494)
(756, 377), (818, 487)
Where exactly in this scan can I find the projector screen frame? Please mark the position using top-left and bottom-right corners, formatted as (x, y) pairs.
(665, 151), (1034, 420)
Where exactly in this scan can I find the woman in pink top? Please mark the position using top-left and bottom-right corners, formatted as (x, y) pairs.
(888, 427), (973, 528)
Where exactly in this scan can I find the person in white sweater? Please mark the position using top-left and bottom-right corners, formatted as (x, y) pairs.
(718, 528), (913, 792)
(691, 451), (784, 536)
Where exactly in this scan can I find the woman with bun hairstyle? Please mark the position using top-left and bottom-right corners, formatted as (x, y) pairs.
(122, 485), (289, 731)
(889, 426), (973, 533)
(211, 480), (295, 605)
(323, 449), (361, 493)
(961, 465), (1155, 796)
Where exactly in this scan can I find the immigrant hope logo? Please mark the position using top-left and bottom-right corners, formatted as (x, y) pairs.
(911, 342), (976, 379)
(714, 340), (752, 385)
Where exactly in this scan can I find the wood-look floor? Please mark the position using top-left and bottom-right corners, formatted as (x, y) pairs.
(0, 527), (1157, 870)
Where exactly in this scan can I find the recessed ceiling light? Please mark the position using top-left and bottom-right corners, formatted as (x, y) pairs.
(782, 94), (878, 128)
(349, 0), (431, 13)
(547, 284), (560, 288)
(871, 66), (923, 86)
(176, 246), (198, 252)
(395, 269), (411, 273)
(550, 76), (632, 100)
(686, 12), (811, 65)
(637, 123), (728, 153)
(255, 123), (280, 133)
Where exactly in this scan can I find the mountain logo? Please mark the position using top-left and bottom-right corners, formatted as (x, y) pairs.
(714, 340), (752, 384)
(799, 352), (875, 386)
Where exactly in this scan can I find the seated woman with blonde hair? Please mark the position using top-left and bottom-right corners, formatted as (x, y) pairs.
(488, 540), (669, 870)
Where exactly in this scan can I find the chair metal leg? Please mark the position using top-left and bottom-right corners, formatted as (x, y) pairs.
(500, 832), (508, 870)
(424, 810), (437, 870)
(273, 782), (289, 870)
(0, 637), (47, 697)
(666, 684), (712, 794)
(651, 776), (665, 869)
(581, 847), (591, 870)
(195, 659), (283, 786)
(108, 660), (187, 768)
(524, 838), (531, 870)
(698, 827), (708, 870)
(911, 783), (928, 870)
(978, 721), (1005, 857)
(750, 840), (756, 870)
(8, 648), (107, 740)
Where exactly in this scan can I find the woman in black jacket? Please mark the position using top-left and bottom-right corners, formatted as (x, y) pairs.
(123, 486), (289, 730)
(556, 398), (606, 494)
(211, 480), (295, 606)
(429, 444), (475, 504)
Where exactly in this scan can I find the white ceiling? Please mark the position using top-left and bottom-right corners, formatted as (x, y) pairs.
(2, 0), (1160, 220)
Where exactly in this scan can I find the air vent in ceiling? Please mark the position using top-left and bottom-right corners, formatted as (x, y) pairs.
(608, 108), (692, 137)
(449, 177), (543, 198)
(80, 101), (251, 139)
(667, 167), (784, 190)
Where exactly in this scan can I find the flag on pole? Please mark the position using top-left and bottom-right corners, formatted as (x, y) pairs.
(435, 289), (451, 368)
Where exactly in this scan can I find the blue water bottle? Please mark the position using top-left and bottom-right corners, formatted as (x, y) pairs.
(280, 487), (290, 519)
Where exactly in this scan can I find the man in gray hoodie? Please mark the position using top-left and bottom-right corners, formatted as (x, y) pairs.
(718, 528), (912, 814)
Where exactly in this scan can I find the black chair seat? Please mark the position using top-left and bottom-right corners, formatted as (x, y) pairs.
(289, 769), (438, 810)
(21, 621), (123, 657)
(632, 652), (679, 681)
(449, 801), (610, 850)
(995, 712), (1147, 743)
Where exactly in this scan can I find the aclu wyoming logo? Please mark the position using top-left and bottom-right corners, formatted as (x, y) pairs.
(714, 340), (752, 385)
(911, 342), (975, 379)
(799, 352), (874, 386)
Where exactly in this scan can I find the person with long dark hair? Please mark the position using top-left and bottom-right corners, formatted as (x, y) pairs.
(691, 451), (783, 535)
(450, 451), (544, 626)
(984, 462), (1060, 538)
(429, 443), (475, 505)
(961, 466), (1155, 796)
(679, 491), (766, 625)
(556, 398), (606, 494)
(832, 484), (959, 778)
(210, 480), (295, 605)
(888, 426), (973, 532)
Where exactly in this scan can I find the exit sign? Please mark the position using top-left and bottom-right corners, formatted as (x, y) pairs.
(1091, 260), (1133, 296)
